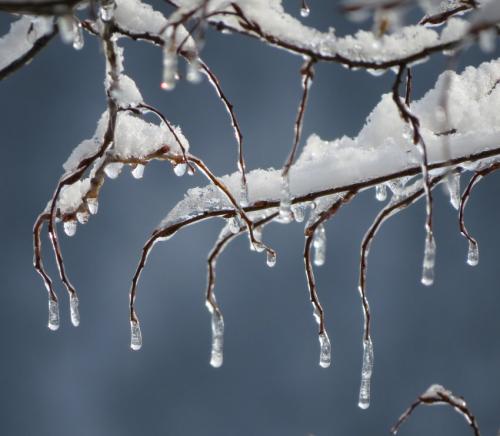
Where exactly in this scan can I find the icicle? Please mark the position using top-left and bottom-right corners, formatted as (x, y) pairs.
(130, 320), (142, 351)
(87, 197), (98, 215)
(48, 299), (60, 331)
(249, 226), (262, 251)
(239, 181), (249, 208)
(446, 172), (460, 210)
(187, 165), (195, 176)
(266, 250), (277, 267)
(104, 162), (123, 179)
(57, 15), (76, 45)
(279, 175), (293, 223)
(186, 59), (202, 84)
(375, 184), (387, 202)
(70, 294), (80, 327)
(131, 164), (145, 179)
(207, 304), (224, 368)
(421, 233), (436, 286)
(479, 28), (496, 53)
(467, 241), (479, 266)
(318, 331), (331, 368)
(63, 219), (77, 237)
(173, 162), (187, 177)
(292, 203), (306, 222)
(300, 2), (310, 17)
(72, 22), (84, 50)
(161, 46), (178, 91)
(99, 0), (115, 22)
(76, 210), (89, 224)
(358, 337), (374, 409)
(313, 224), (326, 267)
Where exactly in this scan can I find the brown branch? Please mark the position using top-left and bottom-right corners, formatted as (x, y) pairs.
(391, 384), (480, 435)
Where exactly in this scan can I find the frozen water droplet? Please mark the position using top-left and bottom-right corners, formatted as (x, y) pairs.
(467, 241), (479, 266)
(313, 224), (326, 267)
(209, 310), (224, 368)
(131, 164), (145, 179)
(292, 204), (306, 222)
(48, 299), (59, 331)
(57, 15), (75, 45)
(63, 220), (77, 237)
(72, 22), (84, 50)
(161, 47), (177, 91)
(130, 320), (142, 351)
(375, 184), (387, 202)
(76, 210), (89, 224)
(358, 337), (374, 410)
(173, 162), (187, 177)
(104, 162), (123, 179)
(300, 5), (310, 17)
(99, 0), (115, 22)
(319, 332), (331, 368)
(186, 60), (202, 84)
(70, 294), (80, 327)
(87, 197), (98, 215)
(266, 251), (277, 267)
(421, 233), (436, 286)
(446, 172), (460, 210)
(228, 217), (242, 234)
(239, 182), (249, 208)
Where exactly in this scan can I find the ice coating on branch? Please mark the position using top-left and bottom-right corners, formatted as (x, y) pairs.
(70, 294), (80, 327)
(446, 171), (460, 209)
(0, 16), (53, 72)
(160, 59), (500, 229)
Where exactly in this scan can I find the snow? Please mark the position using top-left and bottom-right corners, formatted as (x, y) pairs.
(0, 16), (53, 72)
(160, 58), (500, 230)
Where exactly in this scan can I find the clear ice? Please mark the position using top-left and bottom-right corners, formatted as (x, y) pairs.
(375, 184), (387, 202)
(131, 164), (145, 179)
(279, 176), (293, 223)
(421, 232), (436, 286)
(266, 250), (277, 267)
(319, 331), (331, 368)
(173, 162), (187, 177)
(48, 299), (60, 331)
(467, 240), (479, 266)
(73, 22), (84, 50)
(358, 337), (374, 410)
(209, 309), (224, 368)
(130, 320), (142, 351)
(70, 294), (80, 327)
(313, 224), (326, 267)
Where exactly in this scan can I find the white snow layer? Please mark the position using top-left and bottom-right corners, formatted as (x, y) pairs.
(161, 58), (500, 229)
(0, 16), (53, 72)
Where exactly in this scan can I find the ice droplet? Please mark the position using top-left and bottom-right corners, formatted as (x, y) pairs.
(421, 233), (436, 286)
(292, 204), (306, 222)
(358, 337), (374, 409)
(131, 164), (145, 179)
(104, 162), (123, 179)
(279, 176), (293, 223)
(57, 15), (75, 45)
(130, 320), (142, 351)
(186, 60), (202, 84)
(228, 216), (242, 234)
(209, 309), (224, 368)
(239, 182), (249, 208)
(72, 22), (84, 50)
(266, 251), (277, 267)
(446, 172), (460, 210)
(375, 184), (387, 202)
(467, 240), (479, 266)
(76, 210), (89, 224)
(173, 162), (187, 177)
(99, 0), (115, 22)
(161, 47), (177, 91)
(313, 224), (326, 267)
(249, 226), (262, 251)
(300, 4), (310, 17)
(70, 294), (80, 327)
(319, 332), (331, 368)
(63, 220), (77, 237)
(87, 197), (98, 215)
(48, 299), (60, 331)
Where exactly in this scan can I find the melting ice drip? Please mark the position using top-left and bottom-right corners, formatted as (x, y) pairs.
(313, 224), (326, 266)
(358, 337), (374, 410)
(70, 294), (80, 327)
(421, 232), (436, 286)
(48, 299), (60, 331)
(130, 320), (142, 351)
(467, 240), (479, 266)
(207, 302), (224, 368)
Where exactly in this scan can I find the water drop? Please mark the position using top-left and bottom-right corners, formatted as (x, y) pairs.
(72, 22), (84, 50)
(375, 184), (387, 202)
(173, 162), (187, 177)
(358, 337), (374, 409)
(87, 197), (98, 215)
(131, 164), (145, 179)
(421, 233), (436, 286)
(266, 251), (277, 267)
(48, 299), (60, 331)
(467, 240), (479, 266)
(63, 219), (77, 237)
(130, 320), (142, 351)
(70, 294), (80, 327)
(300, 4), (310, 17)
(292, 204), (306, 222)
(319, 332), (331, 368)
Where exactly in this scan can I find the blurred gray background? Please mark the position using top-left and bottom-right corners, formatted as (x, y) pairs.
(1, 2), (499, 435)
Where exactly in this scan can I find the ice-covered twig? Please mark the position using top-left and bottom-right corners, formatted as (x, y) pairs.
(391, 384), (480, 435)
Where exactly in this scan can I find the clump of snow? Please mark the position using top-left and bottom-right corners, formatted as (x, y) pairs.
(58, 179), (91, 214)
(110, 74), (143, 107)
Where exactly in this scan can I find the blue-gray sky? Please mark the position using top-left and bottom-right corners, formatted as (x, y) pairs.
(1, 2), (499, 435)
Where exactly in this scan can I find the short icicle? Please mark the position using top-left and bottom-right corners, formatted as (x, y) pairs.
(358, 337), (374, 410)
(375, 184), (387, 202)
(70, 294), (80, 327)
(313, 224), (326, 266)
(421, 231), (436, 286)
(207, 301), (224, 368)
(130, 319), (142, 351)
(446, 172), (461, 210)
(279, 175), (293, 223)
(467, 240), (479, 266)
(48, 299), (60, 331)
(318, 331), (331, 368)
